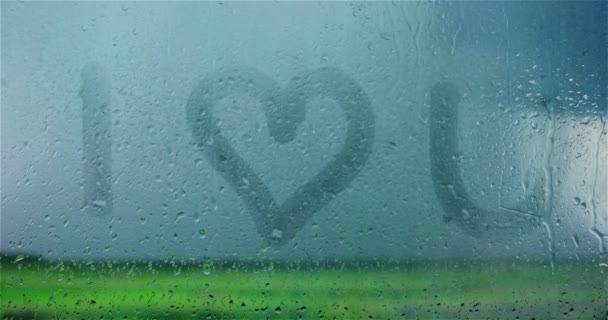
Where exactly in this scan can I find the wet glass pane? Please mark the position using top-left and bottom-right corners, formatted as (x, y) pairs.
(1, 1), (606, 319)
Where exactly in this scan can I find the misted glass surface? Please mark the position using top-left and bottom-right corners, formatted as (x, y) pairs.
(1, 1), (606, 319)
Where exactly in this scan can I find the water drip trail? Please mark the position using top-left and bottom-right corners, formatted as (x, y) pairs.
(541, 98), (556, 274)
(80, 62), (113, 215)
(590, 115), (607, 259)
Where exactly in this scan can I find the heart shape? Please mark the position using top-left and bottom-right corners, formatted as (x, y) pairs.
(186, 67), (375, 245)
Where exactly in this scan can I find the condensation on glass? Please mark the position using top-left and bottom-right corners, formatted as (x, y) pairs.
(1, 1), (606, 319)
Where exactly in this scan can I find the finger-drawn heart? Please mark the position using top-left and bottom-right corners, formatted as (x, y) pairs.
(186, 67), (375, 245)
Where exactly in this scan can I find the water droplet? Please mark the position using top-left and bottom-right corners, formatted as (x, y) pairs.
(379, 32), (392, 40)
(271, 229), (283, 240)
(461, 209), (471, 219)
(571, 234), (580, 248)
(199, 229), (207, 239)
(174, 211), (185, 224)
(92, 199), (107, 208)
(14, 254), (25, 262)
(203, 263), (211, 275)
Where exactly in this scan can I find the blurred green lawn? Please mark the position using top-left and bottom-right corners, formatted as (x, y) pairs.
(1, 256), (606, 319)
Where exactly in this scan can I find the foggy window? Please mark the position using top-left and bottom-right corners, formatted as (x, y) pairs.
(1, 1), (606, 319)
